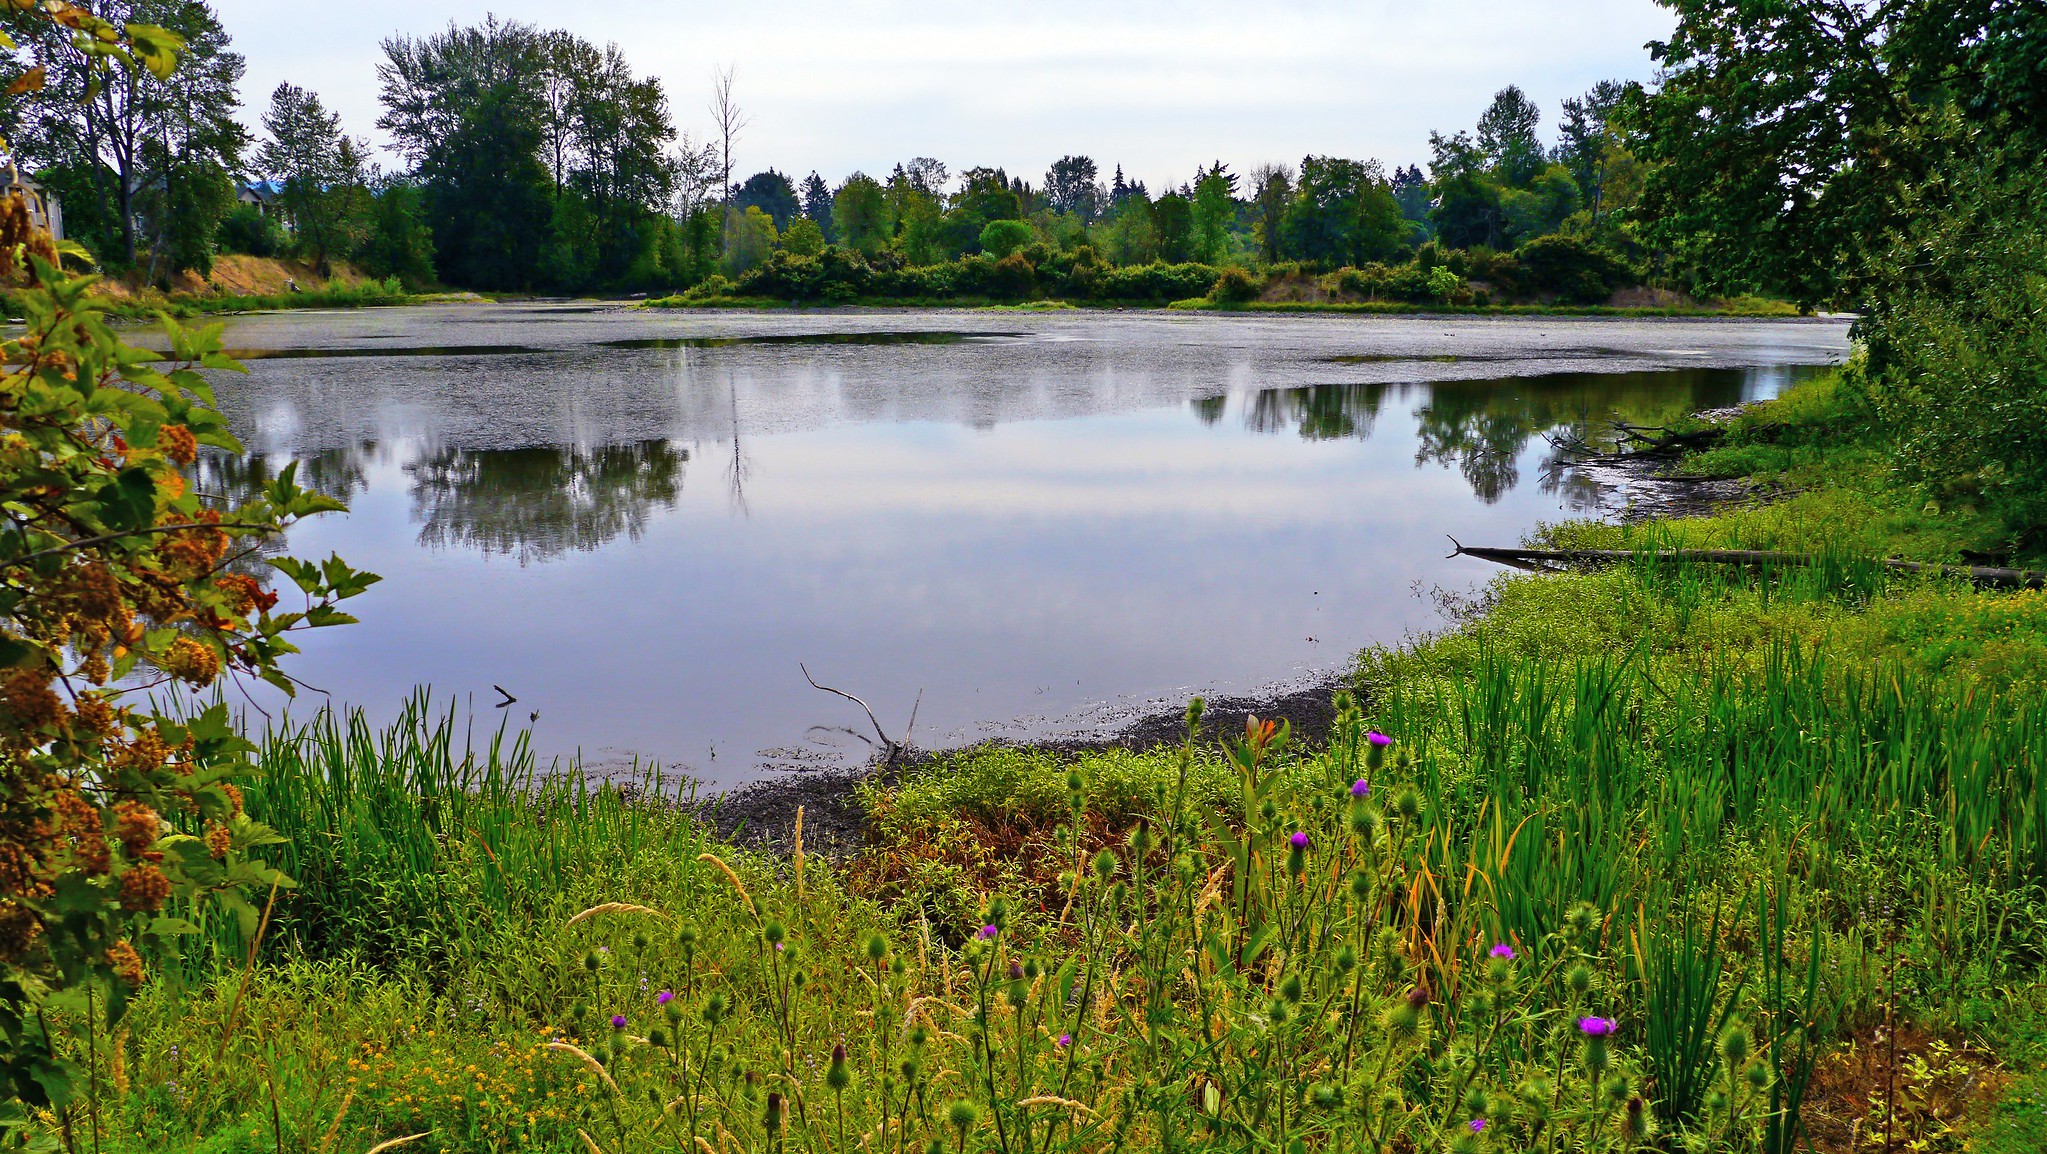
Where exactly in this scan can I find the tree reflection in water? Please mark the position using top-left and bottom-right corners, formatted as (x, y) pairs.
(406, 439), (687, 565)
(1224, 367), (1797, 506)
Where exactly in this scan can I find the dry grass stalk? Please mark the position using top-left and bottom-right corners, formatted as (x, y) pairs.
(363, 1135), (429, 1154)
(696, 852), (758, 917)
(108, 1026), (128, 1097)
(578, 1129), (609, 1154)
(318, 1085), (357, 1153)
(565, 902), (668, 929)
(794, 805), (806, 905)
(546, 1041), (623, 1095)
(694, 1137), (720, 1154)
(1018, 1095), (1096, 1114)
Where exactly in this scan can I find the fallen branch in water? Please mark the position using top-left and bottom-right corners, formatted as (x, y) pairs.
(1445, 538), (2047, 590)
(800, 663), (921, 764)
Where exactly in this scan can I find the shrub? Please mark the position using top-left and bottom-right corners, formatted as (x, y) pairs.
(977, 219), (1034, 259)
(1208, 266), (1260, 304)
(1512, 235), (1637, 304)
(0, 10), (375, 1134)
(216, 204), (284, 258)
(1853, 157), (2047, 547)
(1096, 261), (1222, 303)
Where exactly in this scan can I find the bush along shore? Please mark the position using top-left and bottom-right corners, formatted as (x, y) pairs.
(14, 371), (2034, 1154)
(648, 239), (1800, 316)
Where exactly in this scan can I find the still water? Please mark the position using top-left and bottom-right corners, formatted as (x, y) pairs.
(185, 304), (1850, 785)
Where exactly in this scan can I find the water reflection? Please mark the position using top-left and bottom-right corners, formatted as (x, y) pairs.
(182, 306), (1848, 783)
(406, 440), (687, 564)
(1231, 367), (1822, 505)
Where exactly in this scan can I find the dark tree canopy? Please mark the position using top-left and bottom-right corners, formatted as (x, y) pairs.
(734, 170), (800, 231)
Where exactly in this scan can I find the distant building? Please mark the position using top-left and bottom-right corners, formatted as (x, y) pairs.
(238, 180), (289, 230)
(12, 174), (63, 241)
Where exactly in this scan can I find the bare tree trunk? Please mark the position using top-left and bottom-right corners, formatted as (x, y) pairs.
(710, 65), (749, 258)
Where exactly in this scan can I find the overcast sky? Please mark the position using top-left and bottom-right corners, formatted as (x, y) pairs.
(212, 0), (1674, 189)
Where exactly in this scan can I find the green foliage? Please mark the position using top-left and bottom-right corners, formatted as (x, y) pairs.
(1208, 266), (1259, 304)
(1850, 158), (2047, 548)
(0, 21), (373, 1140)
(214, 205), (283, 259)
(1634, 0), (2046, 306)
(354, 180), (437, 289)
(780, 217), (826, 258)
(977, 219), (1033, 260)
(1510, 235), (1635, 304)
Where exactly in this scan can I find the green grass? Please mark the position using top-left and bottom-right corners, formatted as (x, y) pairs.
(23, 373), (2047, 1153)
(98, 277), (427, 320)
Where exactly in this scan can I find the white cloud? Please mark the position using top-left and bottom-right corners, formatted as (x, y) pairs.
(217, 0), (1672, 188)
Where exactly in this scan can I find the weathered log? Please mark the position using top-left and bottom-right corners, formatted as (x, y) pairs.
(1446, 540), (2047, 591)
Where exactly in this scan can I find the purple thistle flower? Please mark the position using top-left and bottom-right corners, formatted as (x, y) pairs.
(1578, 1016), (1618, 1037)
(1469, 1118), (1488, 1134)
(1489, 943), (1515, 960)
(1352, 779), (1371, 798)
(656, 990), (674, 1005)
(977, 924), (999, 940)
(1366, 732), (1392, 747)
(1289, 831), (1310, 850)
(1056, 1033), (1072, 1048)
(610, 1014), (627, 1030)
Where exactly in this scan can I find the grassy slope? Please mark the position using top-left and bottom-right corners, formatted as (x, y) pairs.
(61, 375), (2047, 1153)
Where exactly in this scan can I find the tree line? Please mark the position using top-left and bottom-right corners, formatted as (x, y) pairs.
(0, 7), (1668, 304)
(1, 5), (2038, 322)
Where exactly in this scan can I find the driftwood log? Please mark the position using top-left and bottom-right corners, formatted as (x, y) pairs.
(1447, 539), (2047, 591)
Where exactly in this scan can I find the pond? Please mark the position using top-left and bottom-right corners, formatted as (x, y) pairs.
(185, 304), (1851, 786)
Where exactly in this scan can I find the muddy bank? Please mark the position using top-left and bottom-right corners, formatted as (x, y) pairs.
(701, 673), (1352, 858)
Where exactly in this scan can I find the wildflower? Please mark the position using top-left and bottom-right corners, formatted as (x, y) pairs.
(1352, 779), (1371, 798)
(1366, 731), (1392, 770)
(656, 990), (673, 1005)
(1489, 943), (1515, 960)
(826, 1044), (850, 1091)
(1056, 1033), (1071, 1048)
(1366, 731), (1391, 747)
(1578, 1017), (1617, 1037)
(611, 1015), (627, 1030)
(977, 924), (998, 940)
(1469, 1118), (1488, 1134)
(1289, 831), (1309, 850)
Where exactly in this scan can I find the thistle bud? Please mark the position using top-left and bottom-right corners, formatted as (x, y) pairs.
(1623, 1095), (1653, 1143)
(947, 1099), (981, 1133)
(764, 1092), (784, 1135)
(763, 920), (786, 945)
(1719, 1020), (1751, 1067)
(1392, 786), (1421, 821)
(1279, 973), (1303, 1004)
(1092, 848), (1117, 884)
(1383, 996), (1422, 1040)
(826, 1043), (851, 1090)
(867, 933), (890, 962)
